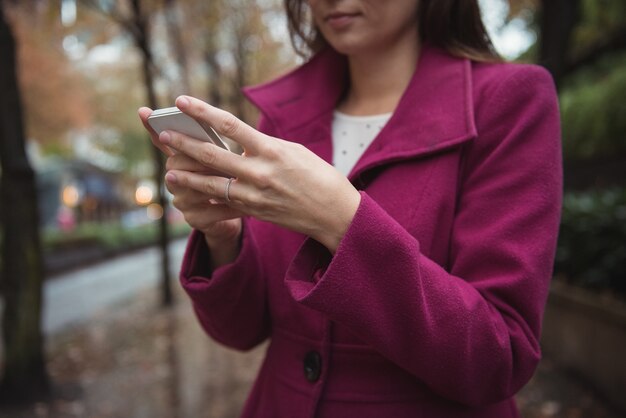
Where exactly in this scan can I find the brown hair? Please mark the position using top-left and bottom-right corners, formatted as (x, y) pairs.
(284, 0), (501, 62)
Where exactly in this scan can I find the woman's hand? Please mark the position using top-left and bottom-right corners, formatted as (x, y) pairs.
(137, 107), (176, 157)
(138, 107), (243, 267)
(158, 95), (361, 253)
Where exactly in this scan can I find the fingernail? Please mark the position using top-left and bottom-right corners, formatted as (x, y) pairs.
(165, 172), (177, 184)
(176, 96), (190, 109)
(160, 131), (171, 144)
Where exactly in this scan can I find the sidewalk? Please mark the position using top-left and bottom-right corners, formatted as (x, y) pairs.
(0, 286), (264, 418)
(42, 239), (187, 334)
(1, 288), (623, 417)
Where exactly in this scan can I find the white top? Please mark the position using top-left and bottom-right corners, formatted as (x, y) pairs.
(332, 111), (392, 176)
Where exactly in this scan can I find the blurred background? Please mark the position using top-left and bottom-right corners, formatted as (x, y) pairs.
(0, 0), (625, 417)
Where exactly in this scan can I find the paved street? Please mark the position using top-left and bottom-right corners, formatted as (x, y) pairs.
(42, 239), (187, 334)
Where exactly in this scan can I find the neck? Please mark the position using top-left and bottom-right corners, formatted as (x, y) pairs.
(339, 35), (421, 116)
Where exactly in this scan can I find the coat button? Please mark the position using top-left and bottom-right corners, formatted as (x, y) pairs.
(303, 351), (322, 382)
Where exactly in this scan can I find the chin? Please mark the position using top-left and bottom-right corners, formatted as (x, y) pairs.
(324, 37), (370, 56)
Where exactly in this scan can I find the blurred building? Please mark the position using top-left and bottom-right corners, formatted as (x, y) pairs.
(37, 158), (136, 229)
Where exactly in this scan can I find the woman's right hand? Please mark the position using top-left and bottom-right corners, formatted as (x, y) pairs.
(138, 107), (243, 268)
(166, 153), (243, 267)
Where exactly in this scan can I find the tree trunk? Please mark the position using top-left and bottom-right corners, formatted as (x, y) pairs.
(232, 19), (248, 121)
(163, 0), (191, 95)
(539, 0), (581, 88)
(0, 2), (49, 402)
(130, 0), (173, 306)
(204, 43), (223, 108)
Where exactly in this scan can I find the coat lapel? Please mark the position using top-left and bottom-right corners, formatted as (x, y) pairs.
(243, 44), (477, 181)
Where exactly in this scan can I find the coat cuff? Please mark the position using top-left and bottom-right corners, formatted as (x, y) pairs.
(285, 192), (412, 304)
(180, 218), (260, 303)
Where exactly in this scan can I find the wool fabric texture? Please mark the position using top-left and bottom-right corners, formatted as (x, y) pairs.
(180, 44), (562, 418)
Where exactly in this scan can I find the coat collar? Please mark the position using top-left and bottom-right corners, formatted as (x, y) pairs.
(243, 44), (477, 180)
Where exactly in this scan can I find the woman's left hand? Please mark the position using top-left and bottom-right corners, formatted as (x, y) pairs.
(160, 95), (361, 253)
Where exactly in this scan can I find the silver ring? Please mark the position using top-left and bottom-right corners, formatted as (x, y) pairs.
(225, 177), (235, 202)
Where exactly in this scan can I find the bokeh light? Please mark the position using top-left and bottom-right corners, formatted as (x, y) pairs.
(135, 185), (154, 205)
(61, 185), (80, 208)
(146, 203), (163, 220)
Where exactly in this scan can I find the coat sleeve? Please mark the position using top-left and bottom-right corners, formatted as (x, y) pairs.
(284, 66), (563, 406)
(178, 114), (277, 351)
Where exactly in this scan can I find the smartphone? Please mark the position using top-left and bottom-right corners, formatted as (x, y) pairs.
(147, 107), (230, 151)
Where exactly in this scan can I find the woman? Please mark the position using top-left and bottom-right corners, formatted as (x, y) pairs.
(138, 0), (562, 416)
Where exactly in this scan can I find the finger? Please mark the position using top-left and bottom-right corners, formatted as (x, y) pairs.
(160, 130), (249, 179)
(165, 172), (222, 201)
(175, 95), (267, 154)
(138, 107), (175, 157)
(185, 204), (244, 228)
(173, 192), (231, 212)
(166, 153), (227, 175)
(164, 173), (183, 195)
(167, 170), (233, 201)
(166, 176), (236, 216)
(167, 179), (223, 206)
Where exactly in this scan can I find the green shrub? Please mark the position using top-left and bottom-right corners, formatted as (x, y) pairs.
(560, 53), (626, 159)
(555, 188), (626, 296)
(42, 221), (192, 253)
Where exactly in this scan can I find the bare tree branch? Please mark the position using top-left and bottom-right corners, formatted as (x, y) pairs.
(79, 0), (136, 35)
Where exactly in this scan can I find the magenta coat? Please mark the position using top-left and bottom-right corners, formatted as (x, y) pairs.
(180, 45), (562, 417)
